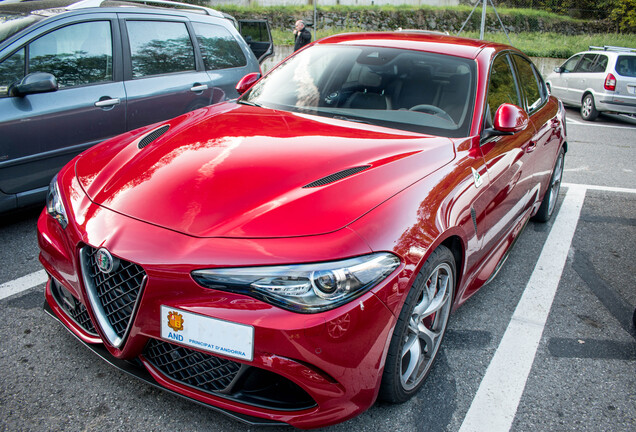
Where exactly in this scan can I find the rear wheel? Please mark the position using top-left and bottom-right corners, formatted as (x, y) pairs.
(581, 94), (599, 121)
(533, 147), (565, 223)
(379, 246), (455, 403)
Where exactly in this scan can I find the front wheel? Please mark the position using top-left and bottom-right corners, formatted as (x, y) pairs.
(581, 94), (599, 121)
(379, 246), (456, 403)
(533, 147), (565, 223)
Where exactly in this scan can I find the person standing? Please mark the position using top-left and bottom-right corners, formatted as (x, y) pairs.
(293, 20), (312, 52)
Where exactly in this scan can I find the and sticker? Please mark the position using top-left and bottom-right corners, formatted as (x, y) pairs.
(160, 305), (254, 361)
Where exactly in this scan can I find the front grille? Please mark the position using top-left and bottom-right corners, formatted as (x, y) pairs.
(144, 339), (242, 393)
(50, 279), (98, 336)
(82, 247), (146, 342)
(67, 300), (98, 335)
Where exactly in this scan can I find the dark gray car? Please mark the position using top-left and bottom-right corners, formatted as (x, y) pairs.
(0, 0), (273, 212)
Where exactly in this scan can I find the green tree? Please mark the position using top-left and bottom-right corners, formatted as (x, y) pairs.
(609, 0), (636, 32)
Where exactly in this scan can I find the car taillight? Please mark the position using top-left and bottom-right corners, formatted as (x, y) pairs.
(604, 73), (617, 91)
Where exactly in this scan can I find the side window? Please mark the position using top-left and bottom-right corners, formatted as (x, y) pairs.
(240, 21), (270, 44)
(126, 20), (195, 78)
(575, 54), (597, 73)
(485, 54), (520, 128)
(192, 22), (246, 70)
(513, 55), (544, 114)
(616, 55), (636, 77)
(592, 55), (608, 73)
(0, 48), (25, 95)
(29, 21), (113, 88)
(561, 54), (581, 73)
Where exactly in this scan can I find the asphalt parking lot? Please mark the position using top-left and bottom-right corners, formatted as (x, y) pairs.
(1, 108), (634, 431)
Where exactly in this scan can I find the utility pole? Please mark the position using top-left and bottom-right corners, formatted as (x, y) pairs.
(458, 0), (512, 45)
(480, 0), (487, 40)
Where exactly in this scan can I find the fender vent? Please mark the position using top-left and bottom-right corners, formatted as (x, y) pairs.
(138, 125), (170, 149)
(471, 206), (478, 235)
(303, 165), (371, 188)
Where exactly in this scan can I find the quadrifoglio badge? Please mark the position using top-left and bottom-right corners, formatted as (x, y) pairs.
(160, 305), (254, 361)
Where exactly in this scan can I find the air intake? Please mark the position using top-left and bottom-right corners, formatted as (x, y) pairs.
(138, 125), (170, 149)
(303, 165), (371, 188)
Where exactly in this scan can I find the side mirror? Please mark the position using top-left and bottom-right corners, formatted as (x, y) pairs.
(553, 66), (563, 73)
(235, 72), (261, 95)
(493, 103), (529, 133)
(9, 72), (58, 97)
(481, 103), (528, 142)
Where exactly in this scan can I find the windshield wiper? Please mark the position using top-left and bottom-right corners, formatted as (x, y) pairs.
(237, 99), (262, 108)
(332, 115), (372, 125)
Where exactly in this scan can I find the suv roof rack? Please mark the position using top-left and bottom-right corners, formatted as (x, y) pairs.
(589, 45), (636, 53)
(67, 0), (224, 17)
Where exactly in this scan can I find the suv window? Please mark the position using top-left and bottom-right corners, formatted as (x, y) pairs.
(591, 55), (608, 73)
(0, 48), (24, 93)
(485, 53), (520, 128)
(616, 55), (636, 77)
(513, 55), (544, 113)
(0, 21), (112, 91)
(126, 20), (196, 78)
(562, 54), (582, 73)
(192, 22), (246, 70)
(575, 54), (597, 72)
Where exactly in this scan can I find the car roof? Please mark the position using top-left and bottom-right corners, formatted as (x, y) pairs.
(315, 32), (511, 59)
(0, 0), (223, 18)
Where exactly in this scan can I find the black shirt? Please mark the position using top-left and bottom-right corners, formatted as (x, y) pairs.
(294, 28), (312, 52)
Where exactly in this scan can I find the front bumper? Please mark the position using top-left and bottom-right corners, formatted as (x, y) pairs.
(42, 300), (285, 426)
(38, 189), (402, 428)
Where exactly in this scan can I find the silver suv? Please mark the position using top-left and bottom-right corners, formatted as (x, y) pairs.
(546, 46), (636, 121)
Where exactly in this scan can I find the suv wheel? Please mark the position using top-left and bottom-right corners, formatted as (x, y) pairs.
(581, 94), (599, 121)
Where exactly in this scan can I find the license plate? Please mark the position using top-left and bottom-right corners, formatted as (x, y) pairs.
(627, 85), (636, 95)
(160, 305), (254, 361)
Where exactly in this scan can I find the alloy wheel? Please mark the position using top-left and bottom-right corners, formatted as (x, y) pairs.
(400, 262), (453, 390)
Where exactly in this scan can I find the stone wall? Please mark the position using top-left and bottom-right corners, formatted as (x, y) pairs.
(227, 8), (607, 35)
(209, 1), (459, 6)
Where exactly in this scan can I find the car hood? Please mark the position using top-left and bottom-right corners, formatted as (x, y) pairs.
(76, 103), (455, 238)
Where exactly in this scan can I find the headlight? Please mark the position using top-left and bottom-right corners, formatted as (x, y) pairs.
(46, 174), (68, 228)
(192, 253), (400, 313)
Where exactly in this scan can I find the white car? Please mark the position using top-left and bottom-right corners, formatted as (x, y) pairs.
(546, 46), (636, 121)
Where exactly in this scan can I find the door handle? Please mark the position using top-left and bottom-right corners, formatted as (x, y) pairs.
(94, 98), (120, 108)
(190, 84), (208, 93)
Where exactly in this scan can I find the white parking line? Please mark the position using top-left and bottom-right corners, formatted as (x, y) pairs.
(567, 116), (636, 130)
(459, 184), (587, 432)
(563, 182), (636, 194)
(0, 270), (48, 301)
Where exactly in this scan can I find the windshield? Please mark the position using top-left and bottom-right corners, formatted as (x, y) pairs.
(242, 44), (476, 137)
(0, 13), (42, 43)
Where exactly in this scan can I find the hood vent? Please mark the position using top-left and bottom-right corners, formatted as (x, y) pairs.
(303, 165), (371, 188)
(138, 125), (170, 149)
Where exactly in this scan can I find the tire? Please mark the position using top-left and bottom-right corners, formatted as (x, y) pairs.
(581, 94), (599, 121)
(379, 245), (456, 403)
(533, 147), (565, 223)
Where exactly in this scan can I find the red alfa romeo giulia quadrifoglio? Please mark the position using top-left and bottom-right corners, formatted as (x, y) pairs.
(38, 32), (566, 428)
